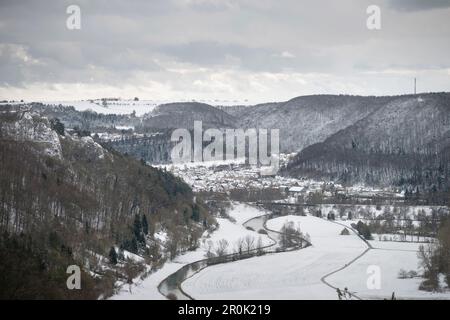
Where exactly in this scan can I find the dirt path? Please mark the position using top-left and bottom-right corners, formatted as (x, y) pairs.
(320, 220), (373, 300)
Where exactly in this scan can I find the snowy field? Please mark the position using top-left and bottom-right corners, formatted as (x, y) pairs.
(328, 237), (450, 299)
(112, 206), (450, 300)
(35, 99), (254, 116)
(313, 204), (445, 221)
(175, 217), (273, 264)
(181, 215), (367, 300)
(111, 203), (271, 300)
(180, 214), (450, 300)
(44, 100), (160, 116)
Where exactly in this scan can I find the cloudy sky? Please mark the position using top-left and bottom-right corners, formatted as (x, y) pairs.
(1, 0), (450, 103)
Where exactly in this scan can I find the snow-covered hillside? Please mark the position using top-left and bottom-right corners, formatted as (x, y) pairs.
(40, 99), (253, 117)
(43, 100), (160, 116)
(0, 109), (62, 158)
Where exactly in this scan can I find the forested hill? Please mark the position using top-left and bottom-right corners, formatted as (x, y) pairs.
(228, 95), (395, 153)
(0, 107), (213, 299)
(141, 102), (236, 130)
(8, 92), (450, 195)
(283, 93), (450, 195)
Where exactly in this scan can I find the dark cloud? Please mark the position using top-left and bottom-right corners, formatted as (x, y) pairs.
(0, 0), (449, 99)
(388, 0), (450, 11)
(159, 41), (329, 72)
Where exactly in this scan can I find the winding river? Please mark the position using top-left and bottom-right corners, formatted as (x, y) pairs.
(158, 211), (310, 300)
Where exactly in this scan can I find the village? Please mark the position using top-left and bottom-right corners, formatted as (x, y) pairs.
(156, 153), (405, 203)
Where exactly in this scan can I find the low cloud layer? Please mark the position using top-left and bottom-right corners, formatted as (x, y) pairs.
(1, 0), (449, 102)
(388, 0), (450, 12)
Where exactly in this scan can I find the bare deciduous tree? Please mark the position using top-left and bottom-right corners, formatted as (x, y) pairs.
(235, 237), (245, 256)
(244, 235), (255, 254)
(215, 239), (229, 258)
(256, 236), (264, 255)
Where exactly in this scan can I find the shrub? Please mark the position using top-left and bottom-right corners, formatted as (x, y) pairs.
(167, 293), (178, 300)
(398, 269), (408, 279)
(419, 277), (439, 292)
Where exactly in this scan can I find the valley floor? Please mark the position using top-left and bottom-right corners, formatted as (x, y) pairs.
(182, 215), (366, 300)
(112, 204), (450, 300)
(328, 231), (450, 299)
(111, 203), (272, 300)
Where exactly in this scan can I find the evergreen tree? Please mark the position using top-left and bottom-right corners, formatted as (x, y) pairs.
(109, 247), (118, 265)
(191, 205), (200, 222)
(130, 237), (138, 254)
(415, 186), (420, 201)
(50, 118), (65, 136)
(142, 214), (148, 235)
(118, 249), (125, 261)
(133, 214), (142, 239)
(356, 221), (372, 240)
